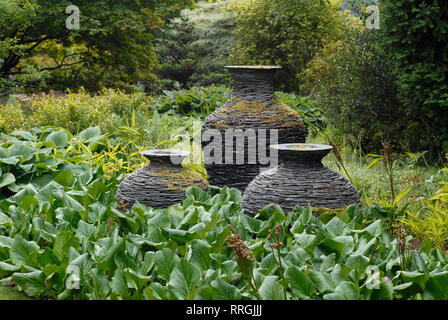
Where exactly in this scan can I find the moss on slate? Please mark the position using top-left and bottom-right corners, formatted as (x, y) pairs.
(150, 166), (208, 191)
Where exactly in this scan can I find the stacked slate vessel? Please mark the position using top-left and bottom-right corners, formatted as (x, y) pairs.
(240, 144), (360, 217)
(201, 66), (307, 191)
(116, 149), (208, 208)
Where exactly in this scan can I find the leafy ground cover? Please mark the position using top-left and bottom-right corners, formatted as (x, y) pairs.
(0, 128), (448, 300)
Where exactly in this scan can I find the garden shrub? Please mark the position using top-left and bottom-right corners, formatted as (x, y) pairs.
(0, 89), (152, 135)
(275, 92), (327, 136)
(0, 103), (27, 133)
(228, 0), (346, 92)
(150, 86), (230, 116)
(300, 22), (404, 153)
(154, 9), (232, 91)
(403, 165), (448, 250)
(380, 0), (448, 156)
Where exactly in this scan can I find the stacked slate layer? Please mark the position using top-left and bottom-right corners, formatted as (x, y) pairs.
(116, 150), (208, 209)
(240, 144), (361, 217)
(201, 66), (307, 191)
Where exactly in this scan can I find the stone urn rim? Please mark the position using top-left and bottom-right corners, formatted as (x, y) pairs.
(224, 65), (282, 71)
(270, 143), (333, 152)
(270, 143), (333, 161)
(140, 149), (190, 164)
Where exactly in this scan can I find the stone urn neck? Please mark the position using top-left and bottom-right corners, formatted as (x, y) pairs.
(270, 144), (333, 168)
(140, 149), (190, 166)
(225, 66), (282, 102)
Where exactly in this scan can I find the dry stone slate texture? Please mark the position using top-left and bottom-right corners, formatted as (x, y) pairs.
(116, 150), (208, 209)
(201, 66), (307, 191)
(240, 144), (361, 217)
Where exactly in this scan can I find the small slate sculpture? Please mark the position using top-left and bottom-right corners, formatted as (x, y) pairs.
(240, 143), (360, 217)
(201, 66), (307, 191)
(116, 149), (208, 208)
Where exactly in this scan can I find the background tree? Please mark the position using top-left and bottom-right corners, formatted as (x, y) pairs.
(0, 0), (194, 95)
(380, 0), (448, 157)
(154, 17), (228, 90)
(228, 0), (346, 92)
(300, 22), (403, 153)
(154, 1), (233, 91)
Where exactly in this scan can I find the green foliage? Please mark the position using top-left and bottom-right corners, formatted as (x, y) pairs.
(300, 22), (404, 153)
(403, 167), (448, 250)
(0, 0), (194, 95)
(154, 17), (230, 91)
(150, 86), (326, 135)
(380, 0), (448, 155)
(0, 128), (447, 300)
(184, 0), (235, 59)
(0, 127), (138, 199)
(275, 92), (327, 136)
(309, 130), (443, 213)
(228, 0), (346, 92)
(151, 86), (230, 116)
(0, 89), (152, 135)
(0, 103), (28, 133)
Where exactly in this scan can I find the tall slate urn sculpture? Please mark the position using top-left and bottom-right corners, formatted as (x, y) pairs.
(116, 149), (208, 209)
(240, 144), (360, 217)
(201, 66), (307, 191)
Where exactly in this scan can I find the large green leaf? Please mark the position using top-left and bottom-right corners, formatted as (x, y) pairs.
(8, 143), (36, 162)
(124, 268), (151, 291)
(155, 248), (180, 282)
(45, 130), (69, 148)
(259, 276), (284, 300)
(309, 270), (335, 294)
(423, 272), (448, 300)
(324, 281), (359, 300)
(147, 210), (171, 231)
(185, 187), (211, 203)
(0, 157), (19, 165)
(53, 231), (80, 260)
(190, 239), (211, 270)
(210, 277), (241, 300)
(370, 278), (393, 300)
(54, 170), (75, 187)
(285, 267), (316, 299)
(168, 259), (201, 300)
(0, 212), (13, 228)
(77, 127), (103, 144)
(325, 217), (347, 237)
(400, 271), (430, 290)
(0, 261), (20, 273)
(13, 271), (47, 297)
(11, 130), (35, 141)
(241, 215), (263, 234)
(111, 269), (128, 297)
(90, 268), (111, 299)
(145, 283), (166, 300)
(10, 235), (40, 267)
(0, 173), (15, 188)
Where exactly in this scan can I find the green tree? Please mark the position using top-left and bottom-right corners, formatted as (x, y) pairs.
(228, 0), (346, 92)
(155, 16), (228, 90)
(381, 0), (448, 156)
(300, 23), (404, 153)
(0, 0), (193, 95)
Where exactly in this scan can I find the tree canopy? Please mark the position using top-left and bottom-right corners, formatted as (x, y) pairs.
(0, 0), (194, 94)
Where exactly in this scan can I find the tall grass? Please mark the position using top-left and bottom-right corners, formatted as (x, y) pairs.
(308, 128), (445, 211)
